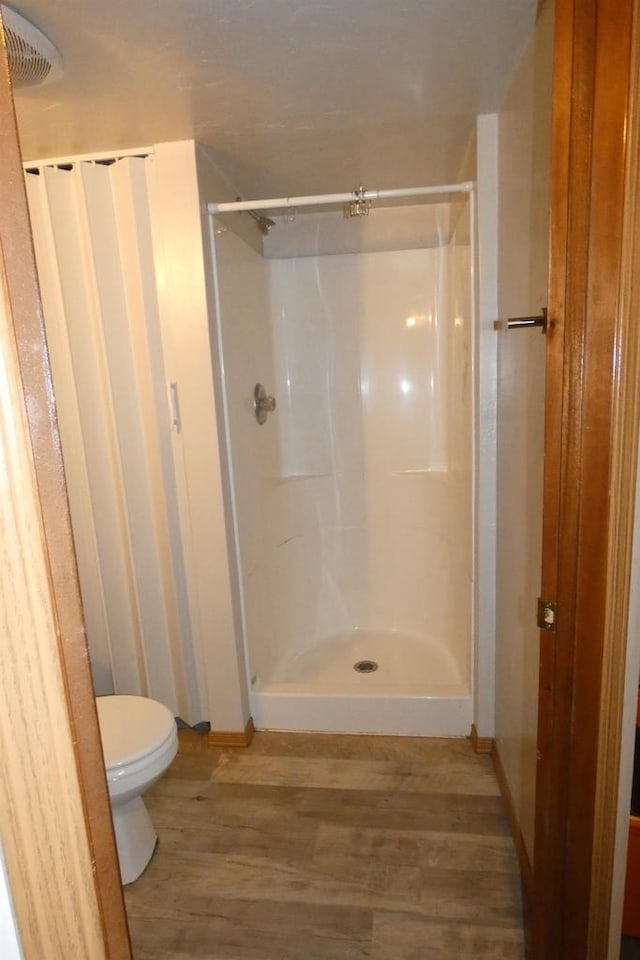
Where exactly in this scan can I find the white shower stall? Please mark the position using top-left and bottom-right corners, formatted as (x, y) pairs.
(210, 187), (474, 735)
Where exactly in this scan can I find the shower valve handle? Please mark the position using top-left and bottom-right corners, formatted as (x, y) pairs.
(254, 383), (276, 425)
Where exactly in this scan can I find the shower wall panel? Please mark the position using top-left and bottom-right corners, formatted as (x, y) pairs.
(260, 240), (471, 679)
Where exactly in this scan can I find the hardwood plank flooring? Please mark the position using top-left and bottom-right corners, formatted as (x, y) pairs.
(125, 731), (524, 959)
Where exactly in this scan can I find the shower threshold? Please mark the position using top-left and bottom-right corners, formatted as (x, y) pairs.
(250, 631), (471, 737)
(250, 684), (471, 737)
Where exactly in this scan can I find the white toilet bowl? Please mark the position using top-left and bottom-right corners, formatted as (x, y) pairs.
(96, 695), (178, 885)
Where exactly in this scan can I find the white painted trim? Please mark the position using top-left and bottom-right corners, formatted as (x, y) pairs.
(474, 113), (499, 738)
(469, 183), (478, 724)
(206, 215), (255, 699)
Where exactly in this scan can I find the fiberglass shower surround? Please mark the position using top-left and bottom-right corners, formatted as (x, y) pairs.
(210, 183), (474, 736)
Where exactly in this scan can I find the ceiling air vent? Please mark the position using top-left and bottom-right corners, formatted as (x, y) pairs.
(1, 4), (62, 88)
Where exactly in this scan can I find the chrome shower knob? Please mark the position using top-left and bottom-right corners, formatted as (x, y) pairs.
(253, 383), (276, 425)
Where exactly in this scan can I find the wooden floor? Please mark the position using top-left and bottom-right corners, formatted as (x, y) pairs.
(125, 730), (525, 959)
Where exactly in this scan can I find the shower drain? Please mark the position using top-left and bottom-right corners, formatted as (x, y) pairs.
(353, 659), (379, 674)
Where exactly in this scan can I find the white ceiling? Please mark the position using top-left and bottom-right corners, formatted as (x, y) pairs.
(9, 0), (539, 198)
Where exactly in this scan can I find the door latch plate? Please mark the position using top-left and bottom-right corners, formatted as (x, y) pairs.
(537, 597), (557, 632)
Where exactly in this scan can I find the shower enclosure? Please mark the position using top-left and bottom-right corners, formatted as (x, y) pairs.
(209, 184), (474, 735)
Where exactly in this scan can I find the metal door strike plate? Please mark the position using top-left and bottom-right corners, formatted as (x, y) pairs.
(537, 597), (557, 632)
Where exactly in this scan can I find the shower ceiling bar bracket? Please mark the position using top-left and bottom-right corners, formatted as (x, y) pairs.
(235, 197), (276, 235)
(208, 181), (474, 215)
(344, 185), (371, 218)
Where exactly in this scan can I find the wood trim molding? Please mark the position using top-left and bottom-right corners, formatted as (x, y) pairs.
(533, 0), (638, 956)
(493, 742), (534, 913)
(469, 724), (494, 755)
(0, 231), (106, 960)
(209, 717), (255, 748)
(588, 0), (640, 952)
(0, 20), (131, 960)
(532, 0), (575, 942)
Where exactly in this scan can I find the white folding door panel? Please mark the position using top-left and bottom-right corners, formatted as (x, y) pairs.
(79, 160), (184, 713)
(26, 167), (117, 697)
(25, 158), (203, 723)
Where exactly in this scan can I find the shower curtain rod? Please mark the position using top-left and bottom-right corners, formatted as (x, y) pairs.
(208, 181), (473, 214)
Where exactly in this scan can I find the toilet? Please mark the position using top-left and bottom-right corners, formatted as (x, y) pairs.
(96, 695), (178, 885)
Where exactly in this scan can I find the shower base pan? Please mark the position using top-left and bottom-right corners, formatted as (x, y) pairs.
(250, 631), (472, 737)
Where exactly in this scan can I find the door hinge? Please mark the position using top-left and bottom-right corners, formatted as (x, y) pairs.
(537, 597), (557, 632)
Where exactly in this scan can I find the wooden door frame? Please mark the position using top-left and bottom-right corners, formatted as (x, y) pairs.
(0, 19), (131, 960)
(533, 0), (640, 957)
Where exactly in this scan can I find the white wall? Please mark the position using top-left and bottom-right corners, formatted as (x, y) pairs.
(148, 140), (251, 732)
(215, 206), (473, 691)
(494, 0), (554, 864)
